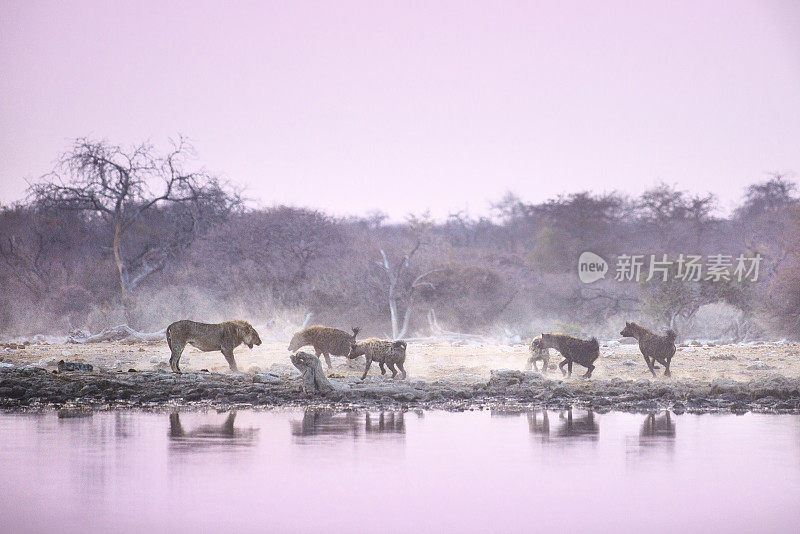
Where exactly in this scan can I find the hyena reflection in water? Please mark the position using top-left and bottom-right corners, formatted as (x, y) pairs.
(365, 411), (405, 434)
(527, 410), (550, 441)
(556, 408), (599, 439)
(640, 411), (676, 438)
(291, 408), (407, 437)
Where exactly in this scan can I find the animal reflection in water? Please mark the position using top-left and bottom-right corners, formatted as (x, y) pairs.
(640, 411), (676, 439)
(557, 408), (599, 439)
(527, 408), (599, 441)
(527, 410), (550, 440)
(629, 411), (676, 457)
(168, 411), (258, 448)
(291, 408), (406, 439)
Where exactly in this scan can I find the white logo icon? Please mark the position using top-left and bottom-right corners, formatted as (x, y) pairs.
(578, 252), (608, 284)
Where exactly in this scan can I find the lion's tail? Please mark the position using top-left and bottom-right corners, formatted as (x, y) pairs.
(166, 323), (174, 352)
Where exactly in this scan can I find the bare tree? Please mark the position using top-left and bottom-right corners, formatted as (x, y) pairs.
(0, 213), (58, 300)
(637, 183), (716, 226)
(0, 207), (93, 301)
(376, 238), (443, 339)
(736, 173), (797, 219)
(535, 191), (627, 239)
(736, 174), (799, 281)
(262, 207), (342, 284)
(29, 137), (238, 323)
(571, 286), (640, 319)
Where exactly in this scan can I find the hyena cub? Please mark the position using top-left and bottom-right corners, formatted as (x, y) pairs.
(619, 321), (676, 377)
(539, 333), (599, 378)
(526, 336), (550, 373)
(288, 326), (360, 369)
(348, 338), (407, 380)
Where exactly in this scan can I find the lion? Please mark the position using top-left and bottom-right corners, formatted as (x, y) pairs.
(288, 325), (359, 369)
(166, 319), (262, 373)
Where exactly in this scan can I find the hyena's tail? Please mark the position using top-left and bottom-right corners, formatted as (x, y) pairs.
(665, 329), (677, 343)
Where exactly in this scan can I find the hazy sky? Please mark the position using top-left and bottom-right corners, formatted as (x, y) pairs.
(1, 1), (799, 219)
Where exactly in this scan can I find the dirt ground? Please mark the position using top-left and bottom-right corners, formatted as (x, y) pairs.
(2, 336), (800, 413)
(2, 337), (798, 384)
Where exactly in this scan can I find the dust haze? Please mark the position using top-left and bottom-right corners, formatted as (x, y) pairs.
(1, 138), (798, 346)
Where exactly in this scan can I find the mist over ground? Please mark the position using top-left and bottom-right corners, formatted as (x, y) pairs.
(1, 139), (798, 342)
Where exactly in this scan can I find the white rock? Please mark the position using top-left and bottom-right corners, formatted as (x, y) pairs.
(253, 373), (282, 385)
(61, 350), (72, 357)
(268, 363), (299, 376)
(149, 355), (160, 364)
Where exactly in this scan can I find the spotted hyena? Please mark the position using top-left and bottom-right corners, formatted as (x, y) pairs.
(348, 338), (407, 380)
(620, 321), (677, 377)
(539, 333), (599, 378)
(288, 326), (360, 369)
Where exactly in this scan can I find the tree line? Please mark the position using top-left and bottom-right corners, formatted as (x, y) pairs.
(1, 138), (798, 340)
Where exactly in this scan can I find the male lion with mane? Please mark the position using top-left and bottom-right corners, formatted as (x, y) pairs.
(166, 319), (262, 373)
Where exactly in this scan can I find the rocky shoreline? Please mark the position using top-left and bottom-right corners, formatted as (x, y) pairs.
(2, 365), (799, 414)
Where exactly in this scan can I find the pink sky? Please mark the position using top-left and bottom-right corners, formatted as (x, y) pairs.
(1, 1), (799, 219)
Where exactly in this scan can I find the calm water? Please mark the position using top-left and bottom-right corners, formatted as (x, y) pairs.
(0, 408), (798, 534)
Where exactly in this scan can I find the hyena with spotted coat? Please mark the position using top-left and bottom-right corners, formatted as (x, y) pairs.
(540, 333), (599, 378)
(288, 326), (360, 369)
(620, 321), (677, 377)
(348, 338), (407, 380)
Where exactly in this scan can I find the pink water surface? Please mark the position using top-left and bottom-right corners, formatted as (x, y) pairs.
(0, 409), (798, 533)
